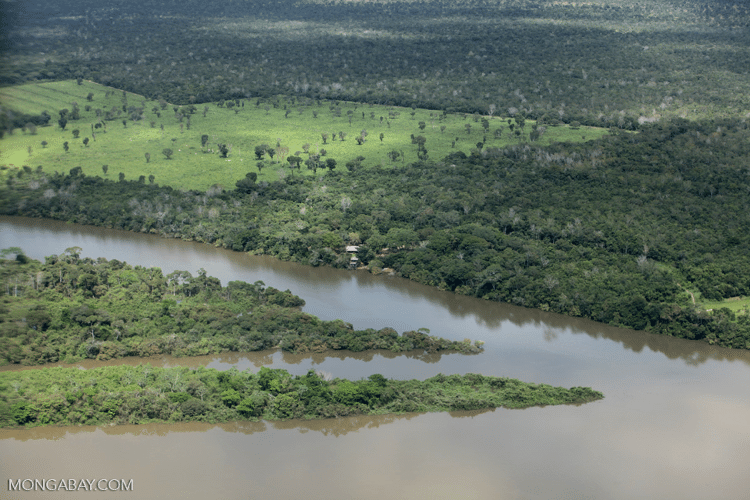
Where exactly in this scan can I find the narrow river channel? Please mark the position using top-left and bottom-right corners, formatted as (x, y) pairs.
(1, 216), (749, 499)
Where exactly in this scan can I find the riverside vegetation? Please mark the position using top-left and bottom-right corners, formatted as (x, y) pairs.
(2, 113), (750, 350)
(0, 250), (483, 366)
(0, 364), (604, 428)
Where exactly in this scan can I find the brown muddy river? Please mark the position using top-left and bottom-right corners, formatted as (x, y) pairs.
(1, 215), (750, 499)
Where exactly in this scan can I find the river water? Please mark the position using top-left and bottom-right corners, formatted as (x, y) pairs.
(1, 216), (749, 499)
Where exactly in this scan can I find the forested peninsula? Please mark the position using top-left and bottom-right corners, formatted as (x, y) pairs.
(0, 364), (603, 428)
(2, 117), (750, 350)
(0, 251), (483, 366)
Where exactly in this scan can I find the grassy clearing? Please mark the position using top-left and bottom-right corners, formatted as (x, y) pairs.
(701, 297), (750, 315)
(1, 80), (610, 191)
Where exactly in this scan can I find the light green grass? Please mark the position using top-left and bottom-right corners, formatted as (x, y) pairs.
(702, 297), (750, 315)
(1, 80), (610, 191)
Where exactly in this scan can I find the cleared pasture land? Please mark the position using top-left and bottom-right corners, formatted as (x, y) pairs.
(1, 80), (609, 191)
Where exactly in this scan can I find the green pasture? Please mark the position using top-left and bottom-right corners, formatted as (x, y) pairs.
(702, 297), (750, 315)
(1, 80), (610, 191)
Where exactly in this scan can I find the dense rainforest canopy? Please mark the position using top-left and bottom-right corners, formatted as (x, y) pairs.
(0, 251), (483, 366)
(2, 0), (749, 133)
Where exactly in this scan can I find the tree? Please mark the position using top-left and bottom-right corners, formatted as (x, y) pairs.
(256, 161), (265, 174)
(387, 150), (401, 163)
(341, 196), (352, 213)
(83, 137), (89, 147)
(326, 158), (337, 172)
(72, 129), (80, 139)
(465, 123), (472, 134)
(41, 141), (48, 148)
(145, 152), (151, 163)
(201, 134), (209, 148)
(102, 165), (108, 175)
(86, 92), (94, 102)
(235, 172), (258, 193)
(338, 131), (346, 141)
(63, 141), (69, 152)
(254, 145), (268, 160)
(218, 144), (229, 158)
(58, 116), (67, 130)
(118, 172), (125, 182)
(162, 148), (173, 159)
(287, 156), (302, 169)
(321, 132), (328, 144)
(418, 121), (426, 131)
(148, 174), (155, 184)
(379, 133), (384, 142)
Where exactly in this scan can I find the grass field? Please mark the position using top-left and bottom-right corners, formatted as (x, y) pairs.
(1, 80), (610, 191)
(702, 297), (750, 315)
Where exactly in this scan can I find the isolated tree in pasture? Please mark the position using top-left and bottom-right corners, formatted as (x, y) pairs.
(465, 123), (472, 134)
(326, 158), (337, 172)
(254, 145), (267, 160)
(63, 141), (69, 152)
(257, 161), (265, 174)
(41, 141), (48, 148)
(86, 92), (94, 102)
(138, 175), (146, 184)
(118, 172), (125, 182)
(481, 118), (490, 132)
(201, 134), (209, 148)
(162, 148), (173, 159)
(83, 137), (89, 147)
(122, 120), (127, 128)
(418, 121), (426, 131)
(388, 150), (400, 163)
(218, 144), (229, 158)
(149, 174), (155, 184)
(287, 156), (302, 169)
(321, 132), (328, 144)
(379, 133), (384, 142)
(338, 131), (346, 141)
(72, 129), (80, 138)
(58, 116), (68, 130)
(145, 152), (151, 163)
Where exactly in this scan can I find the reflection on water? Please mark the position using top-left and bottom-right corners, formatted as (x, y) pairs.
(0, 413), (426, 442)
